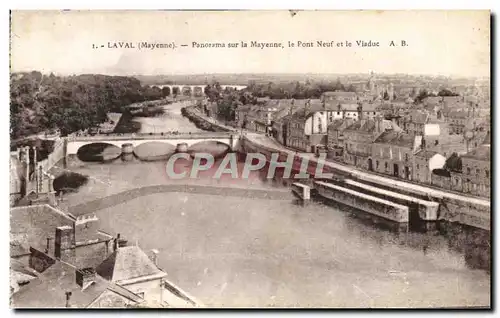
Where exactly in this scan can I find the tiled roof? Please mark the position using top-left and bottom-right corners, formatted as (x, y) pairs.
(10, 205), (75, 258)
(11, 259), (144, 308)
(327, 119), (348, 131)
(447, 110), (468, 119)
(322, 91), (357, 97)
(406, 110), (429, 124)
(340, 103), (359, 112)
(11, 262), (110, 308)
(415, 150), (440, 159)
(360, 103), (380, 112)
(344, 119), (377, 133)
(374, 131), (415, 148)
(96, 246), (165, 283)
(461, 144), (490, 161)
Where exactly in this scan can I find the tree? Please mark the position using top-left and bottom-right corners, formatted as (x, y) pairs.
(383, 91), (390, 100)
(444, 152), (462, 172)
(438, 89), (459, 97)
(172, 86), (180, 97)
(10, 72), (162, 139)
(161, 86), (171, 97)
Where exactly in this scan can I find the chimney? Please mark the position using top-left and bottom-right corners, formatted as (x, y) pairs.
(76, 268), (96, 290)
(375, 116), (383, 133)
(113, 233), (120, 252)
(150, 249), (159, 266)
(55, 225), (75, 261)
(45, 237), (51, 254)
(65, 291), (72, 308)
(357, 103), (363, 120)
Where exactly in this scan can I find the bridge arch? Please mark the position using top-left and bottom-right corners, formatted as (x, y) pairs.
(187, 140), (232, 159)
(76, 142), (122, 162)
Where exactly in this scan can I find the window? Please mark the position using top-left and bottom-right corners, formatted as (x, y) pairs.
(467, 167), (471, 175)
(434, 140), (439, 146)
(485, 169), (489, 177)
(416, 164), (420, 170)
(385, 162), (388, 170)
(337, 111), (341, 115)
(376, 160), (379, 169)
(405, 153), (409, 161)
(476, 169), (480, 175)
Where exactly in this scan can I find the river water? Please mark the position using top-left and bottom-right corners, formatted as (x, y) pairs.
(61, 102), (490, 308)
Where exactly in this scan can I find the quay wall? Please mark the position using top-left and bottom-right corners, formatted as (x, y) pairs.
(315, 181), (410, 223)
(181, 106), (236, 133)
(239, 131), (490, 231)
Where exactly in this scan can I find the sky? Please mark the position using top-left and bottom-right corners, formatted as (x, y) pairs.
(10, 10), (490, 78)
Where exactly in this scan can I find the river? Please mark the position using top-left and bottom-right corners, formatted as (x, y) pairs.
(60, 101), (490, 308)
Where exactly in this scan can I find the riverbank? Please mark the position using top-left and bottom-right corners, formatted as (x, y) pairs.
(181, 106), (236, 132)
(181, 106), (490, 232)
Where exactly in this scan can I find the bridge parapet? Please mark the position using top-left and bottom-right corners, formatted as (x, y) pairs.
(66, 132), (240, 142)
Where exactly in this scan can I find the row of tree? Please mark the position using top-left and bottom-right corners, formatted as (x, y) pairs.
(10, 71), (165, 139)
(414, 88), (460, 104)
(245, 79), (357, 100)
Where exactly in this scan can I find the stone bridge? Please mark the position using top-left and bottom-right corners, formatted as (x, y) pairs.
(65, 132), (242, 156)
(155, 84), (247, 97)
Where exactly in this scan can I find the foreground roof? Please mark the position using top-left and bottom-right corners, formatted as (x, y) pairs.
(96, 246), (165, 284)
(11, 261), (141, 308)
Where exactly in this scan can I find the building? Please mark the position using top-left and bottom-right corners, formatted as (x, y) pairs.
(343, 117), (389, 169)
(286, 109), (310, 151)
(359, 102), (381, 119)
(321, 91), (358, 103)
(457, 144), (490, 198)
(371, 131), (423, 180)
(12, 259), (144, 308)
(96, 246), (191, 307)
(327, 119), (354, 159)
(413, 150), (446, 184)
(10, 205), (113, 267)
(10, 203), (199, 308)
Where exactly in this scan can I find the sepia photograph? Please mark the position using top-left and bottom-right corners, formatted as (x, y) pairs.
(9, 10), (491, 309)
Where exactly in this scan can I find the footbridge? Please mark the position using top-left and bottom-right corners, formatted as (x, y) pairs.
(65, 132), (242, 156)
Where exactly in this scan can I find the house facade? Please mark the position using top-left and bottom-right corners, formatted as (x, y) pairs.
(459, 144), (491, 197)
(343, 117), (387, 169)
(371, 131), (422, 180)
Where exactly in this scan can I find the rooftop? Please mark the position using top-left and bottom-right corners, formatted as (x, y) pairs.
(10, 204), (75, 257)
(415, 150), (441, 159)
(322, 91), (357, 97)
(374, 130), (415, 148)
(96, 246), (166, 284)
(461, 144), (490, 161)
(11, 261), (141, 308)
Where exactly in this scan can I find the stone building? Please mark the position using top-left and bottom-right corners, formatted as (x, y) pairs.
(371, 131), (423, 180)
(413, 150), (446, 184)
(10, 204), (199, 308)
(286, 109), (310, 151)
(457, 144), (491, 198)
(343, 117), (388, 169)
